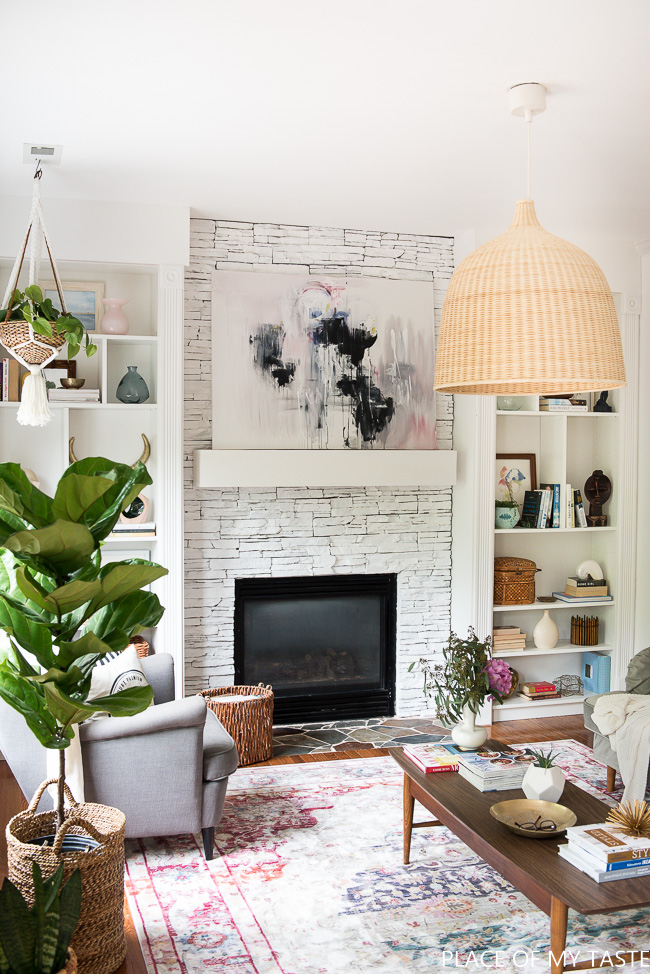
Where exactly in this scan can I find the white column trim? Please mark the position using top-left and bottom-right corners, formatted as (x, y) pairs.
(614, 308), (640, 687)
(157, 264), (185, 697)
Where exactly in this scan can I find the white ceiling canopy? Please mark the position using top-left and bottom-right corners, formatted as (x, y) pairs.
(2, 0), (650, 242)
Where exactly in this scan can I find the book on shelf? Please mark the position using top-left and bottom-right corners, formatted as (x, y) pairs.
(518, 691), (561, 700)
(564, 583), (609, 598)
(552, 592), (612, 604)
(566, 575), (607, 588)
(573, 488), (588, 527)
(564, 822), (650, 863)
(1, 358), (20, 402)
(520, 490), (543, 529)
(539, 397), (589, 411)
(49, 389), (101, 402)
(110, 521), (156, 538)
(520, 682), (556, 693)
(557, 844), (650, 883)
(402, 743), (460, 774)
(565, 483), (575, 528)
(539, 483), (561, 528)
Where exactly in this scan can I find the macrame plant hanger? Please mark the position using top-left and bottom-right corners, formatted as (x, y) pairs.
(0, 164), (68, 427)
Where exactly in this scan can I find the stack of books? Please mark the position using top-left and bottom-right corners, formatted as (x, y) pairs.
(48, 388), (101, 403)
(539, 397), (589, 412)
(558, 823), (650, 883)
(402, 743), (460, 774)
(109, 521), (156, 539)
(519, 485), (560, 528)
(565, 486), (588, 528)
(0, 358), (20, 401)
(492, 626), (526, 652)
(519, 681), (561, 701)
(564, 576), (608, 598)
(457, 748), (530, 792)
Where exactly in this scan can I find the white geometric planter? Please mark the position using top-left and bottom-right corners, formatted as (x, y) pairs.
(522, 764), (565, 802)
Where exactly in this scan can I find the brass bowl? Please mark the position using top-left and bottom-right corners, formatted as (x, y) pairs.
(60, 377), (85, 389)
(490, 799), (577, 839)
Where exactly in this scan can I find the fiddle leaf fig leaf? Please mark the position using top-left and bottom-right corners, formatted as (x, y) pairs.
(52, 474), (114, 524)
(58, 459), (152, 541)
(43, 579), (102, 615)
(0, 595), (54, 667)
(15, 566), (54, 614)
(89, 561), (167, 613)
(56, 630), (113, 669)
(87, 684), (154, 717)
(0, 463), (53, 528)
(4, 521), (96, 575)
(0, 665), (61, 747)
(86, 590), (164, 642)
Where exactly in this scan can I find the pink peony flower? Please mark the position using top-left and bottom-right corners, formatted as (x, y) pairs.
(484, 658), (513, 699)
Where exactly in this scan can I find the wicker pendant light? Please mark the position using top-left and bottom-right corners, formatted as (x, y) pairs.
(434, 85), (626, 395)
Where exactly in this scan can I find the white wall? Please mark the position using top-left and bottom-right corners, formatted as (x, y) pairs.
(0, 195), (189, 267)
(636, 248), (650, 653)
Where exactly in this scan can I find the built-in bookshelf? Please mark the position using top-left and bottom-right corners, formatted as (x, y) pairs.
(0, 258), (184, 693)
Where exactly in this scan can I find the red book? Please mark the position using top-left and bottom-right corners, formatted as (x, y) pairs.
(403, 744), (459, 774)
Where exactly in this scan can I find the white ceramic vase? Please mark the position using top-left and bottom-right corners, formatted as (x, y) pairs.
(451, 704), (488, 750)
(101, 298), (129, 334)
(533, 609), (559, 650)
(522, 764), (565, 802)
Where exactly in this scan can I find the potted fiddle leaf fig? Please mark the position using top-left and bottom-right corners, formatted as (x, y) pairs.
(0, 458), (167, 833)
(0, 861), (81, 974)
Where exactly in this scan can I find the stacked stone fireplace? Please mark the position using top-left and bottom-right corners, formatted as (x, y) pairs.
(184, 218), (454, 717)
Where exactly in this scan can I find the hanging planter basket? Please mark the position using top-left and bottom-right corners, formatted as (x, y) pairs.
(6, 780), (126, 974)
(0, 166), (95, 426)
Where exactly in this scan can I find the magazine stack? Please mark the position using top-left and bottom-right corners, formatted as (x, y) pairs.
(456, 748), (533, 792)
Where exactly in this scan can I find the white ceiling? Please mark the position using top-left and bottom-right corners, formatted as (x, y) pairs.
(3, 0), (650, 242)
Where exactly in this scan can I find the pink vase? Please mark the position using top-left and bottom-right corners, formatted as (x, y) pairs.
(101, 298), (129, 335)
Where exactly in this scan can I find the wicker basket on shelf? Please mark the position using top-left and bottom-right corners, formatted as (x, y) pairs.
(198, 684), (274, 766)
(493, 556), (539, 606)
(127, 635), (150, 658)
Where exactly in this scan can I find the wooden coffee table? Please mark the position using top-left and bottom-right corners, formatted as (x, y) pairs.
(391, 744), (650, 973)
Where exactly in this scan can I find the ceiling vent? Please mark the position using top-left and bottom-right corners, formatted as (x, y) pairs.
(23, 143), (63, 165)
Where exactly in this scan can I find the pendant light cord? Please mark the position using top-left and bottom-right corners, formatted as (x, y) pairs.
(525, 108), (532, 198)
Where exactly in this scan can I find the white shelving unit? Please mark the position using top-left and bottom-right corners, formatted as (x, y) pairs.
(451, 299), (640, 726)
(0, 258), (185, 694)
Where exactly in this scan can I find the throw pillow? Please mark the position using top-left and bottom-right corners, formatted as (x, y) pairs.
(88, 644), (151, 701)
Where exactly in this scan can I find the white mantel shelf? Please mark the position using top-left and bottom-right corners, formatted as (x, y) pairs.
(194, 449), (457, 489)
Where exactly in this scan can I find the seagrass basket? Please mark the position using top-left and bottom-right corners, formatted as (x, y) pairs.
(7, 780), (126, 974)
(198, 684), (274, 766)
(0, 316), (66, 365)
(493, 556), (539, 606)
(128, 634), (150, 658)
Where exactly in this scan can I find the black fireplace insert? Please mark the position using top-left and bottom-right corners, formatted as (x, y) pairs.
(234, 573), (397, 723)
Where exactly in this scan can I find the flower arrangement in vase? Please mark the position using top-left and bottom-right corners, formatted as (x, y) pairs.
(410, 629), (513, 750)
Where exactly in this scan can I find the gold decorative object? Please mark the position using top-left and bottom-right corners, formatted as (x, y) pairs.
(606, 799), (650, 838)
(490, 799), (577, 839)
(69, 432), (150, 467)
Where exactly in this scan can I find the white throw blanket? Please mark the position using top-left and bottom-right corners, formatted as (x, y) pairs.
(592, 693), (650, 803)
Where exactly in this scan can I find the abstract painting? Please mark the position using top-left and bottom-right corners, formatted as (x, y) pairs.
(211, 271), (437, 449)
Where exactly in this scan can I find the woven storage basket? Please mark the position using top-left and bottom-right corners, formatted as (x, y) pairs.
(128, 634), (150, 658)
(7, 780), (126, 974)
(198, 684), (274, 766)
(494, 556), (539, 606)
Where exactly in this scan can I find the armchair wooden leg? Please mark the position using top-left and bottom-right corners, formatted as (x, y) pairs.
(606, 766), (617, 792)
(202, 827), (215, 860)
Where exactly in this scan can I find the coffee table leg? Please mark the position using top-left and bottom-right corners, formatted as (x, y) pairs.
(403, 774), (415, 865)
(550, 897), (568, 974)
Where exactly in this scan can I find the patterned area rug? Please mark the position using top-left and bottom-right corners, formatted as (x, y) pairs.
(125, 741), (650, 974)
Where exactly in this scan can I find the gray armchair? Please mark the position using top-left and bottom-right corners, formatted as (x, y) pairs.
(0, 654), (238, 859)
(584, 645), (650, 793)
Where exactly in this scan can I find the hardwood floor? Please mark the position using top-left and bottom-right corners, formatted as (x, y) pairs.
(0, 715), (592, 973)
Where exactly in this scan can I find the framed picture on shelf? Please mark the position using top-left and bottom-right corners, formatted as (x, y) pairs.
(496, 453), (537, 507)
(40, 281), (104, 332)
(43, 359), (77, 393)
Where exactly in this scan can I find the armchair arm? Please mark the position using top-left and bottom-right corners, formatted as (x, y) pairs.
(79, 696), (207, 743)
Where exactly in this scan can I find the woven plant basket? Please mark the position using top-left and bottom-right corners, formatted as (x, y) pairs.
(0, 317), (66, 365)
(127, 634), (150, 658)
(198, 684), (274, 766)
(494, 556), (539, 606)
(59, 948), (77, 974)
(7, 780), (126, 974)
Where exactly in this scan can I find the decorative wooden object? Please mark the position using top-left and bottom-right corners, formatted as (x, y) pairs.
(571, 615), (600, 646)
(493, 556), (539, 605)
(198, 684), (274, 766)
(583, 469), (612, 527)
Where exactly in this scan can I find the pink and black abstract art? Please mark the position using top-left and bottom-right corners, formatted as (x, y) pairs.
(211, 271), (437, 450)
